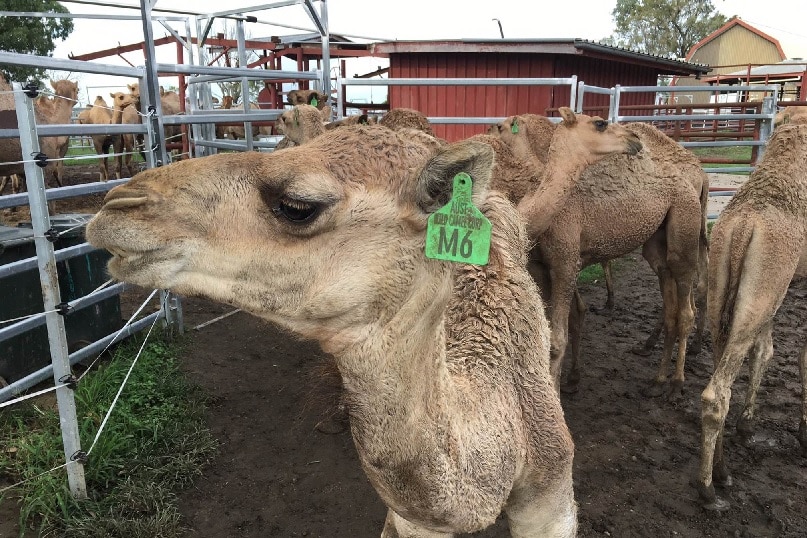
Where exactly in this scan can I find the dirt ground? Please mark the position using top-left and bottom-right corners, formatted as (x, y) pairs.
(2, 165), (806, 537)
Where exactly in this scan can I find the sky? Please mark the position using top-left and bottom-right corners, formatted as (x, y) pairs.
(36, 0), (807, 106)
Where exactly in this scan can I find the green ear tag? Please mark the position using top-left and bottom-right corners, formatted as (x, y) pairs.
(511, 118), (519, 134)
(310, 97), (319, 107)
(425, 173), (492, 266)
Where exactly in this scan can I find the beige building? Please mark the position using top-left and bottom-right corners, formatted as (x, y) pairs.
(673, 17), (787, 104)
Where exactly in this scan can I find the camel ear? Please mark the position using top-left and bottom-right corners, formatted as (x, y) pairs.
(558, 107), (576, 126)
(50, 80), (57, 90)
(358, 114), (369, 125)
(415, 140), (494, 213)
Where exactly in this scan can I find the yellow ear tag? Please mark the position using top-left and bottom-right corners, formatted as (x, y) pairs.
(425, 173), (492, 266)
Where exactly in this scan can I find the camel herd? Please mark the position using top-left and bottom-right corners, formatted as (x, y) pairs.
(0, 74), (802, 535)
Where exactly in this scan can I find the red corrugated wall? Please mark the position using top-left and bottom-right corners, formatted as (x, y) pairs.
(389, 52), (660, 141)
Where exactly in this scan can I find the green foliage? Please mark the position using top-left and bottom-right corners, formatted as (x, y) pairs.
(0, 336), (217, 537)
(0, 1), (74, 83)
(609, 0), (727, 59)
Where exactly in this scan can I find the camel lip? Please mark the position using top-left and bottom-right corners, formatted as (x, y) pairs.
(101, 195), (149, 210)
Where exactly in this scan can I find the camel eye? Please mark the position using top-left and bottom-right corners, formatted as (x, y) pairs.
(594, 120), (608, 131)
(273, 198), (320, 223)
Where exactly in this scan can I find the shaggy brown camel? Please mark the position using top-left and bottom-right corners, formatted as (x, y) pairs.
(774, 105), (807, 126)
(379, 107), (435, 135)
(492, 113), (707, 395)
(0, 78), (78, 188)
(696, 122), (807, 511)
(87, 118), (675, 535)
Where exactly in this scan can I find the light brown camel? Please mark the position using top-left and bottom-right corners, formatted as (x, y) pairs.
(492, 114), (618, 311)
(492, 113), (707, 395)
(214, 94), (263, 140)
(0, 78), (78, 189)
(84, 117), (641, 536)
(82, 93), (134, 181)
(696, 121), (807, 511)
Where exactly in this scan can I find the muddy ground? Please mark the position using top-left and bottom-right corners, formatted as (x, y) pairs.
(1, 165), (805, 537)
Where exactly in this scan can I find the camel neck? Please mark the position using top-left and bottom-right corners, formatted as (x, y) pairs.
(517, 136), (591, 238)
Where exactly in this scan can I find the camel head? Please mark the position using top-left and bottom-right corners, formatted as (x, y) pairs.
(49, 79), (78, 102)
(286, 89), (328, 110)
(86, 126), (497, 345)
(490, 113), (557, 165)
(221, 95), (234, 109)
(276, 104), (326, 145)
(110, 91), (135, 110)
(551, 107), (642, 163)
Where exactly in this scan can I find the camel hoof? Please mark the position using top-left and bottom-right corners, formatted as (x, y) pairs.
(630, 344), (654, 357)
(314, 408), (349, 435)
(641, 381), (665, 398)
(666, 379), (684, 400)
(697, 482), (731, 512)
(560, 380), (580, 395)
(736, 414), (755, 438)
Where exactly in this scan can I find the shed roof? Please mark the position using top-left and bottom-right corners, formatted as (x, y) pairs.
(685, 17), (787, 61)
(370, 39), (710, 76)
(703, 59), (807, 83)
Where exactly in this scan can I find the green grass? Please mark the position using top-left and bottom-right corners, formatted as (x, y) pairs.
(578, 259), (621, 286)
(0, 334), (216, 538)
(64, 143), (144, 167)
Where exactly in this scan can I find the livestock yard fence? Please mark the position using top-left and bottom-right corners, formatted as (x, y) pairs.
(0, 0), (790, 505)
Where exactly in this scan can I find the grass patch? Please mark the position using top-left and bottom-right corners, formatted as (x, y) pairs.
(0, 334), (216, 538)
(578, 259), (620, 286)
(64, 144), (144, 167)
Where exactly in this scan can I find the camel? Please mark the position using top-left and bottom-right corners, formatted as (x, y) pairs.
(492, 113), (708, 395)
(696, 121), (807, 511)
(81, 93), (135, 181)
(286, 88), (331, 121)
(774, 105), (807, 126)
(491, 114), (618, 311)
(379, 107), (435, 136)
(83, 112), (644, 536)
(0, 78), (78, 189)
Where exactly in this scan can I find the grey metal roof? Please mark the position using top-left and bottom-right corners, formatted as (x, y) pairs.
(715, 59), (807, 78)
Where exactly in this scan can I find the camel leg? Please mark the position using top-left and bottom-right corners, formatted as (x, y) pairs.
(798, 342), (807, 456)
(561, 288), (586, 394)
(602, 260), (615, 311)
(736, 324), (774, 436)
(689, 237), (709, 356)
(114, 135), (124, 179)
(380, 510), (452, 538)
(504, 480), (577, 538)
(548, 265), (579, 390)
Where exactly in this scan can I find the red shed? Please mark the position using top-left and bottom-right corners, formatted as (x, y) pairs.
(370, 39), (709, 141)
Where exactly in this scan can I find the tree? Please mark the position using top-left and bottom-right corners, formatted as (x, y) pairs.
(0, 0), (74, 83)
(608, 0), (727, 59)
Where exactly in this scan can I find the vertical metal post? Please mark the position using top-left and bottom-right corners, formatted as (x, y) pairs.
(235, 18), (254, 152)
(138, 73), (157, 169)
(609, 85), (621, 123)
(757, 87), (778, 162)
(568, 75), (578, 111)
(139, 0), (169, 166)
(13, 83), (87, 500)
(159, 290), (184, 336)
(575, 81), (585, 113)
(319, 0), (331, 104)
